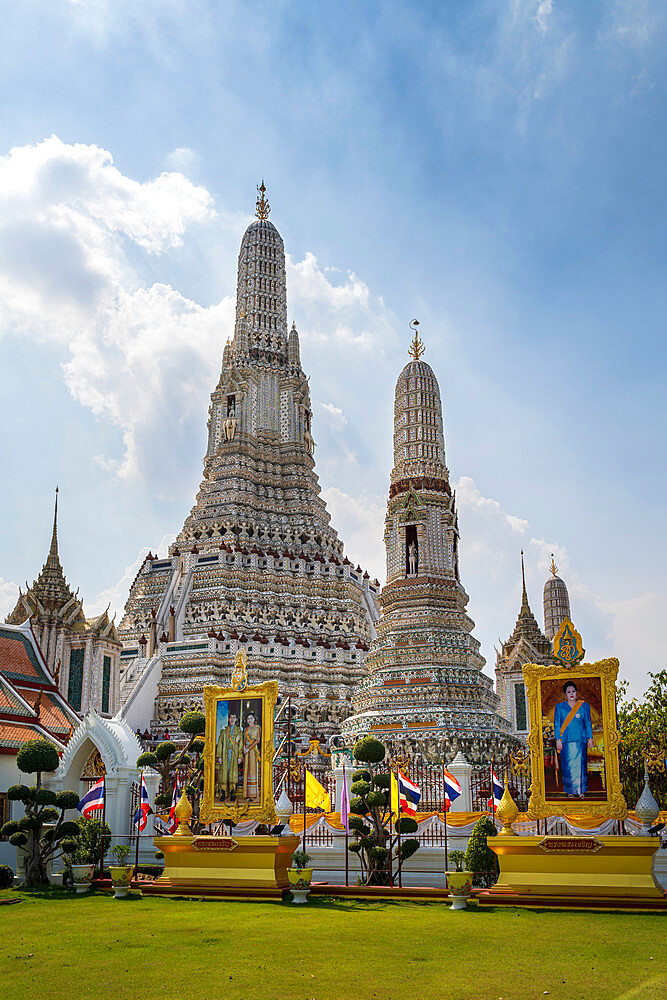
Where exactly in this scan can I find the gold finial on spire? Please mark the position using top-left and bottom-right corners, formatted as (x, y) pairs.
(49, 486), (59, 560)
(255, 180), (270, 220)
(408, 319), (425, 360)
(520, 549), (528, 607)
(550, 553), (558, 577)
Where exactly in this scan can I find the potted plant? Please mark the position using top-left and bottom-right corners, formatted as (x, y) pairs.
(446, 850), (473, 910)
(67, 842), (96, 894)
(109, 844), (134, 898)
(288, 848), (313, 904)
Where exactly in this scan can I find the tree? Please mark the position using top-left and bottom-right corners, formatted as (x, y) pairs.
(0, 739), (80, 887)
(347, 736), (420, 886)
(136, 711), (206, 829)
(464, 815), (497, 888)
(617, 670), (667, 810)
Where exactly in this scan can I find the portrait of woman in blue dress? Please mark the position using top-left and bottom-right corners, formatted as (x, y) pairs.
(554, 680), (593, 799)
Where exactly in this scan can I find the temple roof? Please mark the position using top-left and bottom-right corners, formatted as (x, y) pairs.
(0, 622), (78, 753)
(506, 553), (550, 654)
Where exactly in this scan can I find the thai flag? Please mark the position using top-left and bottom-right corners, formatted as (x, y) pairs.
(488, 768), (503, 810)
(132, 774), (153, 832)
(168, 776), (181, 834)
(397, 769), (421, 817)
(443, 768), (462, 810)
(78, 777), (105, 817)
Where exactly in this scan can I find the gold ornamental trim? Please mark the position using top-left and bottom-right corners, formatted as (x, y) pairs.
(523, 656), (627, 821)
(200, 680), (278, 826)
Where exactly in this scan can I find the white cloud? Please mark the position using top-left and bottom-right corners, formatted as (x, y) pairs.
(321, 487), (385, 582)
(0, 578), (19, 620)
(165, 147), (198, 173)
(318, 402), (347, 428)
(535, 0), (553, 33)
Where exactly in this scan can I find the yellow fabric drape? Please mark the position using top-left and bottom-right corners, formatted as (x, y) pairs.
(305, 769), (331, 812)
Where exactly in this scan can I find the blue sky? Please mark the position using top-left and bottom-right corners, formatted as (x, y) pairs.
(0, 1), (665, 695)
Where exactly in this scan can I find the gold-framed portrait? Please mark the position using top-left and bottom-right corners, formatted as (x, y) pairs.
(200, 680), (278, 826)
(523, 657), (627, 820)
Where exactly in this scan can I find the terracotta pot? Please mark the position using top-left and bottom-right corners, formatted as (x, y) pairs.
(288, 867), (313, 904)
(109, 865), (134, 898)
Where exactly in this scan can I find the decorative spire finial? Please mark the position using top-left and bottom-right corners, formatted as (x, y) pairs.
(255, 180), (270, 221)
(520, 549), (528, 607)
(550, 553), (558, 576)
(49, 486), (59, 560)
(407, 319), (425, 360)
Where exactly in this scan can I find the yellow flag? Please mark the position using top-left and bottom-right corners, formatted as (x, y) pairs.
(305, 769), (331, 812)
(390, 770), (399, 820)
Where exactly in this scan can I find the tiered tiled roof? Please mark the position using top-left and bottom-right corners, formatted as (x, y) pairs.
(0, 622), (78, 753)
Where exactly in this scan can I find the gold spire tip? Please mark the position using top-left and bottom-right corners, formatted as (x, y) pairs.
(550, 554), (558, 577)
(408, 319), (425, 360)
(255, 180), (270, 220)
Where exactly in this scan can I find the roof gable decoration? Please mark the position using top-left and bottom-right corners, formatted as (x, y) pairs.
(53, 710), (143, 781)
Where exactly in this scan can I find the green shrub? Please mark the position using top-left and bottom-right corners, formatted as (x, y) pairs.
(18, 815), (41, 832)
(395, 816), (418, 834)
(370, 846), (389, 863)
(154, 792), (172, 808)
(60, 838), (77, 855)
(398, 838), (419, 861)
(190, 739), (204, 755)
(58, 820), (81, 838)
(351, 769), (371, 783)
(179, 711), (206, 735)
(347, 816), (369, 834)
(1, 821), (20, 838)
(464, 815), (498, 888)
(353, 736), (385, 764)
(366, 790), (385, 807)
(16, 739), (59, 775)
(136, 751), (158, 769)
(9, 832), (27, 848)
(40, 807), (59, 824)
(7, 785), (31, 802)
(55, 790), (79, 810)
(349, 796), (369, 815)
(0, 865), (14, 889)
(348, 841), (362, 854)
(372, 772), (391, 789)
(155, 741), (177, 762)
(110, 844), (132, 866)
(448, 850), (467, 872)
(351, 780), (370, 797)
(35, 788), (57, 806)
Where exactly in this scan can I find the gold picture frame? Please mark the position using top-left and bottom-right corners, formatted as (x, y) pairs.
(200, 680), (279, 826)
(523, 657), (627, 820)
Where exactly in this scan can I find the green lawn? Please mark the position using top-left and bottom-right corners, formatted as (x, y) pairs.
(0, 889), (665, 1000)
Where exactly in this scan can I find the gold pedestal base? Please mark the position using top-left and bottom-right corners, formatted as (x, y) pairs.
(480, 835), (666, 909)
(143, 834), (300, 900)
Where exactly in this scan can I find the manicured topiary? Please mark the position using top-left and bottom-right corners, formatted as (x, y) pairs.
(395, 816), (418, 835)
(155, 741), (177, 762)
(464, 815), (498, 888)
(346, 737), (420, 885)
(16, 739), (59, 775)
(0, 864), (14, 889)
(3, 740), (81, 888)
(136, 751), (158, 769)
(351, 769), (371, 783)
(154, 792), (172, 808)
(398, 838), (419, 861)
(179, 711), (206, 735)
(190, 739), (204, 755)
(353, 736), (385, 764)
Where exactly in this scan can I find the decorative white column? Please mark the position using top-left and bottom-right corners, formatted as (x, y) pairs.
(447, 751), (473, 813)
(331, 751), (351, 812)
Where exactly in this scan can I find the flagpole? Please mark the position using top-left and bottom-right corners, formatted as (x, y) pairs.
(287, 696), (292, 801)
(442, 762), (449, 876)
(134, 772), (142, 878)
(302, 767), (307, 856)
(99, 775), (106, 880)
(396, 764), (402, 890)
(343, 760), (349, 887)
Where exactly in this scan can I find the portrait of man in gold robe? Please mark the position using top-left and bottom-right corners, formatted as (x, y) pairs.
(215, 706), (242, 801)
